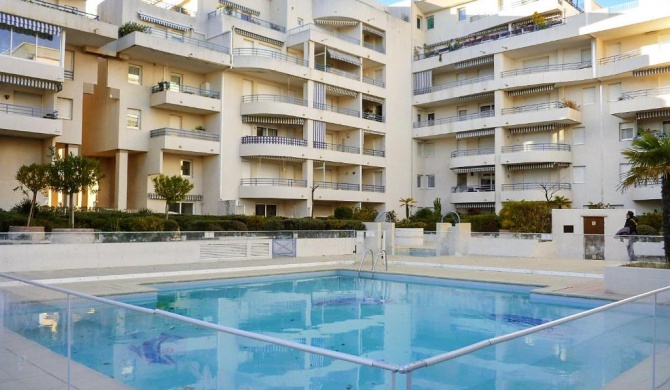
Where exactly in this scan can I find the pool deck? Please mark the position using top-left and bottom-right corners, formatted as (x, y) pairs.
(0, 254), (644, 389)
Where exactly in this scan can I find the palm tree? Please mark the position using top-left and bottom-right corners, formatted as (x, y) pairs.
(399, 197), (417, 220)
(618, 133), (670, 264)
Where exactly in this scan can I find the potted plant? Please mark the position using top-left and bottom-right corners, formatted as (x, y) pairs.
(194, 125), (205, 131)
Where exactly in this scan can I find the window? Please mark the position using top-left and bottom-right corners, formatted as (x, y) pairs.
(417, 114), (421, 122)
(417, 175), (423, 188)
(181, 160), (192, 176)
(582, 87), (595, 105)
(663, 121), (670, 136)
(458, 7), (466, 21)
(427, 113), (435, 125)
(127, 109), (141, 128)
(573, 127), (585, 145)
(128, 65), (142, 85)
(416, 16), (422, 29)
(427, 174), (435, 188)
(573, 166), (585, 184)
(427, 16), (434, 30)
(619, 122), (634, 141)
(170, 74), (182, 92)
(168, 203), (194, 215)
(619, 163), (631, 183)
(57, 98), (73, 120)
(65, 50), (74, 79)
(255, 204), (277, 216)
(256, 127), (278, 136)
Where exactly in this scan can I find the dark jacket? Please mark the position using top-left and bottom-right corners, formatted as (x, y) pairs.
(624, 217), (637, 235)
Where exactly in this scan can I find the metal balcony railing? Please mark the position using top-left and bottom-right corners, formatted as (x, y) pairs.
(64, 70), (74, 80)
(149, 127), (220, 141)
(501, 101), (568, 115)
(413, 110), (494, 128)
(314, 63), (360, 81)
(451, 184), (495, 193)
(207, 8), (284, 32)
(241, 94), (308, 106)
(620, 85), (670, 100)
(501, 143), (571, 152)
(363, 112), (385, 123)
(313, 102), (360, 118)
(598, 48), (641, 65)
(233, 48), (308, 67)
(450, 147), (495, 158)
(501, 61), (592, 77)
(151, 82), (221, 99)
(240, 178), (307, 187)
(241, 136), (307, 147)
(21, 0), (100, 19)
(363, 76), (385, 88)
(313, 142), (360, 154)
(414, 74), (493, 95)
(313, 181), (360, 191)
(148, 193), (203, 201)
(141, 0), (196, 16)
(362, 184), (385, 193)
(362, 147), (385, 157)
(501, 182), (571, 191)
(146, 27), (229, 54)
(288, 23), (360, 45)
(363, 41), (385, 54)
(0, 103), (58, 119)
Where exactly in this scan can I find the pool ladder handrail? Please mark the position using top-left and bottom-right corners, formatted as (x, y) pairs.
(372, 250), (387, 275)
(357, 249), (374, 276)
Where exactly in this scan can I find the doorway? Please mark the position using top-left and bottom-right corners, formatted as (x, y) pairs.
(583, 216), (604, 260)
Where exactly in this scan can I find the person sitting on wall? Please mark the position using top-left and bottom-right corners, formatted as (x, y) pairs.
(615, 211), (638, 261)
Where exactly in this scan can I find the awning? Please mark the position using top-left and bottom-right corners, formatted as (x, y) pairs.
(362, 94), (385, 104)
(315, 19), (358, 26)
(362, 24), (385, 37)
(326, 85), (358, 97)
(509, 123), (557, 134)
(242, 116), (305, 125)
(326, 48), (361, 66)
(452, 166), (495, 173)
(636, 110), (670, 120)
(219, 0), (260, 16)
(243, 155), (307, 162)
(459, 92), (494, 101)
(507, 84), (555, 97)
(507, 162), (570, 170)
(0, 12), (61, 36)
(456, 128), (495, 139)
(512, 12), (562, 29)
(634, 66), (670, 77)
(455, 202), (495, 209)
(138, 12), (191, 31)
(235, 28), (283, 47)
(0, 73), (62, 92)
(363, 129), (385, 135)
(455, 55), (494, 69)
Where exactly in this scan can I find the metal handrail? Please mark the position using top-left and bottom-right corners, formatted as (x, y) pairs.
(451, 147), (495, 157)
(620, 85), (670, 100)
(240, 178), (307, 187)
(233, 48), (308, 67)
(371, 250), (387, 275)
(314, 63), (360, 81)
(501, 143), (571, 152)
(21, 0), (101, 19)
(313, 180), (360, 191)
(501, 182), (571, 191)
(451, 184), (495, 193)
(0, 102), (58, 118)
(241, 94), (308, 106)
(288, 23), (361, 46)
(362, 184), (385, 193)
(150, 127), (220, 141)
(363, 77), (386, 88)
(313, 102), (360, 117)
(598, 48), (641, 65)
(241, 136), (307, 147)
(150, 81), (221, 99)
(501, 101), (566, 115)
(145, 27), (228, 53)
(357, 249), (375, 276)
(363, 41), (385, 54)
(141, 0), (196, 16)
(363, 147), (385, 157)
(413, 110), (494, 128)
(207, 8), (285, 32)
(313, 141), (360, 154)
(414, 74), (494, 95)
(501, 61), (592, 77)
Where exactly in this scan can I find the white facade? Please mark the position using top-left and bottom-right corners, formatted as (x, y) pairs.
(0, 0), (667, 218)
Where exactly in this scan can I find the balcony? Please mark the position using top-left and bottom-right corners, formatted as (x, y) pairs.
(239, 178), (308, 199)
(233, 48), (308, 78)
(610, 86), (670, 119)
(240, 136), (307, 159)
(241, 94), (308, 118)
(450, 184), (495, 205)
(0, 103), (61, 138)
(314, 142), (360, 154)
(149, 128), (220, 155)
(314, 63), (360, 82)
(500, 101), (581, 127)
(116, 28), (231, 73)
(597, 41), (670, 79)
(288, 23), (360, 47)
(313, 180), (385, 203)
(500, 61), (593, 89)
(150, 83), (221, 114)
(450, 148), (495, 169)
(631, 181), (661, 201)
(208, 7), (285, 33)
(500, 143), (572, 165)
(413, 111), (495, 138)
(501, 182), (571, 201)
(140, 0), (196, 17)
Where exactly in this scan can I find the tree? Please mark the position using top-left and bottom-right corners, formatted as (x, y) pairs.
(399, 197), (417, 220)
(618, 133), (670, 264)
(433, 197), (442, 219)
(14, 163), (50, 226)
(152, 174), (194, 219)
(551, 195), (571, 209)
(48, 150), (103, 228)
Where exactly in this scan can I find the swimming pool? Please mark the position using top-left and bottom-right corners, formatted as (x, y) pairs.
(4, 271), (669, 389)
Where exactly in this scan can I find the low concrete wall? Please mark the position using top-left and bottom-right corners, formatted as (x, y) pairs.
(395, 228), (424, 247)
(605, 266), (670, 298)
(296, 238), (356, 257)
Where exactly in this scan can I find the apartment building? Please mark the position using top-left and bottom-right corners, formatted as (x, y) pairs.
(0, 0), (668, 218)
(411, 0), (670, 215)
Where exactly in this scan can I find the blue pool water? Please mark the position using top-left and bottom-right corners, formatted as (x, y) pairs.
(4, 271), (670, 389)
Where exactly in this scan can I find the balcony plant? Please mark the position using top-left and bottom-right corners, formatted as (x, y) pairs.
(560, 97), (579, 110)
(530, 12), (547, 29)
(118, 22), (149, 38)
(194, 125), (205, 131)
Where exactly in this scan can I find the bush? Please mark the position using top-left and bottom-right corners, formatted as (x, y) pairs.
(326, 219), (366, 230)
(638, 211), (662, 232)
(118, 22), (149, 37)
(352, 207), (378, 222)
(333, 206), (354, 220)
(11, 198), (39, 216)
(127, 216), (171, 232)
(466, 214), (499, 232)
(263, 217), (286, 231)
(220, 220), (248, 231)
(411, 207), (437, 221)
(637, 224), (658, 236)
(499, 201), (551, 233)
(396, 220), (426, 228)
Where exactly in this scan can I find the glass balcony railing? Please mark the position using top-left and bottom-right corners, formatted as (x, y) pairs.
(501, 143), (571, 152)
(450, 147), (495, 157)
(240, 178), (307, 187)
(241, 136), (307, 147)
(233, 48), (308, 67)
(0, 103), (58, 119)
(149, 127), (219, 141)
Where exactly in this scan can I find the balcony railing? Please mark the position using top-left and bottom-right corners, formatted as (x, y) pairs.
(451, 184), (495, 193)
(414, 74), (494, 95)
(363, 112), (385, 123)
(0, 103), (58, 119)
(450, 147), (495, 157)
(362, 76), (385, 88)
(313, 181), (360, 191)
(501, 182), (571, 191)
(241, 94), (308, 106)
(148, 193), (203, 201)
(501, 101), (567, 115)
(620, 85), (670, 100)
(362, 147), (385, 157)
(501, 143), (571, 152)
(598, 48), (641, 65)
(288, 24), (360, 45)
(151, 82), (221, 99)
(240, 178), (307, 187)
(362, 184), (385, 192)
(314, 63), (360, 81)
(241, 136), (307, 146)
(21, 0), (100, 19)
(313, 141), (360, 154)
(207, 8), (285, 32)
(413, 110), (494, 128)
(141, 0), (196, 16)
(150, 128), (219, 141)
(146, 27), (229, 54)
(233, 48), (308, 67)
(501, 61), (592, 77)
(313, 102), (360, 118)
(363, 41), (385, 54)
(469, 0), (542, 22)
(64, 70), (74, 80)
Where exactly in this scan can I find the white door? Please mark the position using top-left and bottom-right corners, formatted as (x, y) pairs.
(169, 115), (182, 129)
(170, 74), (182, 92)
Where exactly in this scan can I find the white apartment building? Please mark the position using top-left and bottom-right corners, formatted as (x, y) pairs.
(0, 0), (668, 219)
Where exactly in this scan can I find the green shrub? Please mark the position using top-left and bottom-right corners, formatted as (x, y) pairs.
(499, 201), (551, 233)
(411, 207), (437, 221)
(326, 219), (366, 230)
(333, 206), (354, 220)
(220, 220), (248, 231)
(637, 224), (658, 236)
(352, 207), (378, 222)
(11, 198), (39, 216)
(638, 211), (662, 232)
(127, 216), (169, 232)
(187, 220), (223, 231)
(466, 214), (499, 232)
(396, 220), (426, 229)
(118, 22), (149, 37)
(263, 217), (286, 231)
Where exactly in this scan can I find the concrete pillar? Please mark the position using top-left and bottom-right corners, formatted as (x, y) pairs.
(115, 150), (128, 210)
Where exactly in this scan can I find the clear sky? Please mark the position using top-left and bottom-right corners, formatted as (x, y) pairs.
(375, 0), (629, 6)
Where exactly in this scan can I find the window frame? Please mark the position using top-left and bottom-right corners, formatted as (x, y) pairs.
(426, 174), (435, 188)
(427, 15), (435, 30)
(128, 65), (142, 85)
(619, 122), (634, 141)
(458, 7), (466, 21)
(180, 160), (192, 177)
(126, 108), (141, 128)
